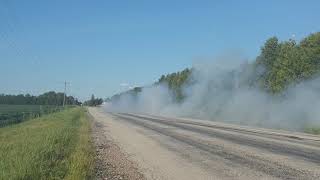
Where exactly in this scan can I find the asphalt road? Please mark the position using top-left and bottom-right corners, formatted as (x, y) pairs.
(89, 108), (320, 180)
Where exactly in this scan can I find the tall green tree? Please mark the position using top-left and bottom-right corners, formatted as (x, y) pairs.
(255, 37), (280, 90)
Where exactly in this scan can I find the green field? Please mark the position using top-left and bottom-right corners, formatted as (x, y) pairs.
(0, 105), (66, 127)
(0, 107), (94, 179)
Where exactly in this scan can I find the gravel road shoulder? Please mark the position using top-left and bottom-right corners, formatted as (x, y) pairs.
(88, 107), (320, 180)
(89, 107), (217, 180)
(90, 111), (146, 180)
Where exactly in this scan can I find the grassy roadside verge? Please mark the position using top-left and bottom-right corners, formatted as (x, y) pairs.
(305, 127), (320, 135)
(0, 104), (68, 127)
(0, 107), (94, 179)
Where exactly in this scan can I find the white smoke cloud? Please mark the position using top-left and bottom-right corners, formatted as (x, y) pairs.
(106, 57), (320, 131)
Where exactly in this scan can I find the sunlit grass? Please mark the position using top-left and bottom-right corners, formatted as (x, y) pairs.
(0, 107), (94, 179)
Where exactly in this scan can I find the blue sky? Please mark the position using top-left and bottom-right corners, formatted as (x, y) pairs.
(0, 0), (319, 100)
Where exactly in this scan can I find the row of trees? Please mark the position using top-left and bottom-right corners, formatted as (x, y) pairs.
(156, 68), (192, 101)
(83, 94), (103, 106)
(109, 32), (320, 102)
(255, 32), (320, 93)
(108, 87), (142, 102)
(109, 69), (192, 102)
(154, 32), (320, 97)
(0, 91), (81, 106)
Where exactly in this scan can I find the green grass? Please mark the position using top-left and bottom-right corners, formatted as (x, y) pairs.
(0, 107), (94, 180)
(0, 105), (67, 127)
(305, 127), (320, 135)
(0, 104), (66, 114)
(0, 104), (43, 112)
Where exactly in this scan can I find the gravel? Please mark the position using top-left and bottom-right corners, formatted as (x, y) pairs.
(91, 117), (146, 180)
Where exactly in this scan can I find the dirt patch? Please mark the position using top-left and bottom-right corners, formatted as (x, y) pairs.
(90, 115), (146, 180)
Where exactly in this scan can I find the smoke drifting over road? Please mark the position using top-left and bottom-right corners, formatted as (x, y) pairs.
(106, 58), (320, 131)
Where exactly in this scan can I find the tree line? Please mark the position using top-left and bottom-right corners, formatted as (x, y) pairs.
(109, 32), (320, 102)
(158, 32), (320, 97)
(108, 87), (142, 102)
(156, 68), (191, 102)
(83, 94), (103, 106)
(255, 32), (320, 93)
(0, 91), (81, 106)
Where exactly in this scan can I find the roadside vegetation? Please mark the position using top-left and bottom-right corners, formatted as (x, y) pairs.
(305, 127), (320, 135)
(109, 32), (320, 134)
(0, 91), (81, 106)
(255, 32), (320, 93)
(0, 91), (81, 127)
(83, 94), (103, 106)
(0, 104), (66, 127)
(0, 107), (94, 179)
(113, 32), (320, 101)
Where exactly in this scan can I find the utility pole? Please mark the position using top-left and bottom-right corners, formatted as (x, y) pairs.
(63, 81), (69, 107)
